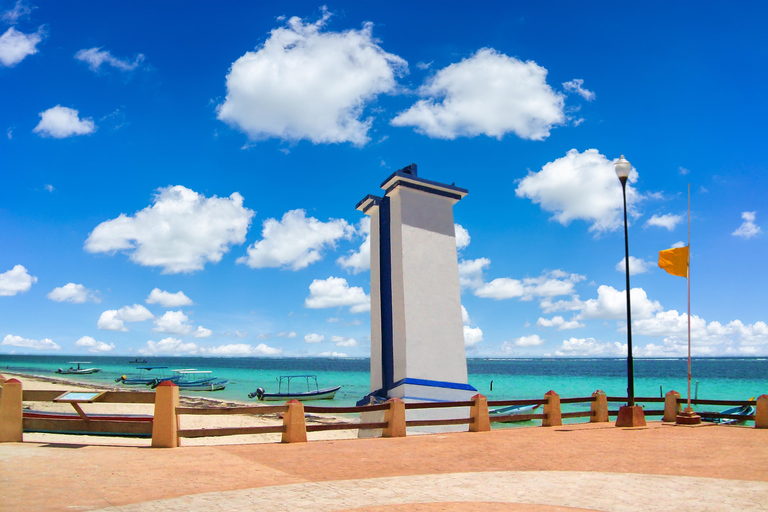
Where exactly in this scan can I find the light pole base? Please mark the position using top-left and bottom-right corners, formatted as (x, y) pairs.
(615, 405), (646, 427)
(676, 408), (702, 425)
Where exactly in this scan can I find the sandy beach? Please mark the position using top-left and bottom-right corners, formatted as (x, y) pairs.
(1, 371), (360, 446)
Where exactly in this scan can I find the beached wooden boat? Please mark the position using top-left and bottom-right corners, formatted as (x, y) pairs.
(56, 362), (101, 375)
(115, 366), (179, 386)
(489, 403), (540, 422)
(701, 399), (756, 425)
(248, 375), (340, 401)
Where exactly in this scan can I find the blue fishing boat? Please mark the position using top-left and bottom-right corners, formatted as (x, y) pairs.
(115, 366), (179, 386)
(701, 398), (756, 425)
(489, 403), (540, 422)
(248, 375), (340, 401)
(171, 370), (228, 391)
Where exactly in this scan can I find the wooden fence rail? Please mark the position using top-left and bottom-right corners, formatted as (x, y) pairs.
(2, 374), (767, 447)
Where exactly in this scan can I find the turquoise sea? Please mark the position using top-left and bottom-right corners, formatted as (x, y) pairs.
(1, 355), (765, 410)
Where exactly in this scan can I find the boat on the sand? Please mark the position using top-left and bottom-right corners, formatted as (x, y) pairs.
(248, 375), (340, 401)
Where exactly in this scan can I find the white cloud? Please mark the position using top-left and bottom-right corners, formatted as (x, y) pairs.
(615, 256), (652, 276)
(47, 283), (99, 303)
(732, 211), (761, 239)
(472, 269), (584, 301)
(337, 217), (370, 274)
(317, 351), (348, 358)
(193, 326), (212, 338)
(0, 264), (37, 296)
(554, 337), (626, 357)
(33, 105), (96, 138)
(458, 257), (490, 290)
(75, 47), (144, 72)
(331, 335), (358, 347)
(217, 9), (406, 146)
(2, 1), (33, 24)
(475, 277), (524, 300)
(0, 26), (43, 67)
(97, 304), (154, 331)
(536, 316), (584, 330)
(512, 334), (545, 347)
(578, 285), (662, 321)
(304, 333), (325, 343)
(152, 310), (195, 335)
(392, 48), (564, 141)
(44, 184), (54, 192)
(516, 149), (642, 234)
(645, 213), (683, 231)
(74, 336), (115, 352)
(562, 79), (595, 101)
(2, 334), (60, 351)
(454, 223), (470, 249)
(203, 343), (282, 356)
(461, 305), (470, 324)
(239, 209), (353, 270)
(276, 331), (297, 338)
(463, 326), (483, 347)
(139, 337), (199, 355)
(146, 288), (193, 308)
(85, 185), (254, 274)
(305, 276), (370, 313)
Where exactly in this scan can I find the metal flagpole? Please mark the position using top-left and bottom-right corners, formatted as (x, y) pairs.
(687, 183), (692, 412)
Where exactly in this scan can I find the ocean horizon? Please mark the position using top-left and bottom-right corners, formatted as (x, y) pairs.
(2, 355), (764, 415)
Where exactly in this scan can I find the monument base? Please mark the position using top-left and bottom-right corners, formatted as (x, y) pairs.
(358, 379), (478, 437)
(676, 408), (702, 425)
(615, 405), (646, 427)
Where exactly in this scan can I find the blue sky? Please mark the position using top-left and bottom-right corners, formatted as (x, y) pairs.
(2, 1), (767, 358)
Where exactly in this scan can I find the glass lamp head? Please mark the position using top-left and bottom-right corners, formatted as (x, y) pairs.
(614, 155), (631, 182)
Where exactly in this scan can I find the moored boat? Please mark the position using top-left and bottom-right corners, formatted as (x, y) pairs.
(168, 370), (228, 391)
(115, 366), (179, 386)
(128, 358), (148, 364)
(248, 375), (340, 401)
(56, 362), (101, 375)
(489, 403), (540, 422)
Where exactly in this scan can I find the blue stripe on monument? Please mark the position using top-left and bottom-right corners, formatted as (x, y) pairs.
(379, 196), (394, 393)
(390, 378), (477, 392)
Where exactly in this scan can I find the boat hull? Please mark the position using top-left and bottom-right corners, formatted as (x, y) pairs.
(253, 386), (341, 401)
(56, 368), (101, 375)
(489, 404), (540, 422)
(177, 379), (228, 391)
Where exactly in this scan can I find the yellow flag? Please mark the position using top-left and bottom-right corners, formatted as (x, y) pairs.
(658, 246), (689, 278)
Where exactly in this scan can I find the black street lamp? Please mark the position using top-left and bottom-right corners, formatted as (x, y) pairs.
(614, 155), (645, 427)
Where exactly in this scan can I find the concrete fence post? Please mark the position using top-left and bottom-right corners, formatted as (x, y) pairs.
(755, 395), (768, 429)
(542, 390), (562, 427)
(282, 399), (307, 443)
(469, 394), (490, 432)
(151, 381), (179, 448)
(663, 390), (682, 422)
(0, 378), (23, 442)
(590, 390), (608, 423)
(383, 398), (406, 437)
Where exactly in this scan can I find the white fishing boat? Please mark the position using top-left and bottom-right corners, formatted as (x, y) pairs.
(56, 362), (101, 375)
(248, 375), (340, 401)
(171, 370), (228, 391)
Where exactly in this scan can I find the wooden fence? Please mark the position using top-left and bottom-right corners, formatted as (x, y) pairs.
(1, 376), (766, 447)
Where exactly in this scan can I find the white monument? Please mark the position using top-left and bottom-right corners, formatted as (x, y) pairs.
(356, 164), (477, 419)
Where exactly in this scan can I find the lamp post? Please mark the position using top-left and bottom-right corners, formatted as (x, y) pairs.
(614, 155), (646, 427)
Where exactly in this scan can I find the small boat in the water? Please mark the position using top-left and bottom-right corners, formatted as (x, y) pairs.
(56, 362), (101, 375)
(701, 398), (756, 425)
(115, 366), (179, 386)
(170, 370), (228, 391)
(248, 375), (340, 401)
(489, 403), (540, 422)
(128, 358), (148, 364)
